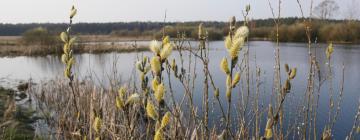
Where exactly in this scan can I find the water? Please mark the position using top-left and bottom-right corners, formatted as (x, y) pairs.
(0, 41), (359, 139)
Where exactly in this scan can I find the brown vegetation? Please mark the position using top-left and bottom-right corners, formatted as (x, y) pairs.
(251, 20), (360, 43)
(0, 35), (149, 57)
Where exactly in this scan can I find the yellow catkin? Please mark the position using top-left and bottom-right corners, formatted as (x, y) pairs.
(152, 78), (159, 91)
(264, 128), (273, 139)
(155, 84), (165, 102)
(232, 72), (241, 87)
(226, 89), (231, 101)
(224, 36), (232, 50)
(220, 58), (230, 75)
(161, 112), (171, 128)
(214, 88), (219, 98)
(116, 96), (124, 110)
(93, 117), (101, 133)
(125, 93), (140, 105)
(162, 36), (170, 45)
(146, 101), (157, 120)
(61, 54), (67, 64)
(229, 41), (241, 59)
(69, 37), (76, 46)
(326, 43), (334, 59)
(235, 26), (249, 38)
(289, 68), (297, 79)
(150, 40), (161, 54)
(150, 56), (161, 75)
(60, 32), (68, 43)
(226, 75), (232, 88)
(232, 37), (244, 50)
(160, 43), (173, 60)
(68, 57), (75, 65)
(70, 6), (77, 19)
(118, 87), (126, 97)
(265, 104), (274, 139)
(63, 43), (70, 54)
(154, 129), (164, 140)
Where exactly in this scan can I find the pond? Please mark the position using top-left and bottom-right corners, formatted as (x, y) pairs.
(0, 41), (359, 139)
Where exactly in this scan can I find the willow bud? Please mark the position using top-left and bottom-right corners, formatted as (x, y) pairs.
(150, 56), (161, 75)
(232, 72), (241, 87)
(60, 32), (68, 43)
(150, 40), (161, 54)
(214, 88), (219, 98)
(220, 58), (230, 75)
(161, 112), (171, 128)
(162, 36), (170, 45)
(160, 43), (173, 60)
(289, 68), (297, 79)
(70, 6), (77, 19)
(146, 101), (157, 120)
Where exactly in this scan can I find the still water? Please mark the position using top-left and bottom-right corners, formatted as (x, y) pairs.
(0, 41), (359, 139)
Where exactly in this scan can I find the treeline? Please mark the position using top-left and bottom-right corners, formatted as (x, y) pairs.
(1, 17), (359, 43)
(0, 17), (325, 36)
(251, 20), (360, 43)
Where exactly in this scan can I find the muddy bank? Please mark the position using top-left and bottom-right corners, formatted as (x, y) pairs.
(0, 84), (40, 140)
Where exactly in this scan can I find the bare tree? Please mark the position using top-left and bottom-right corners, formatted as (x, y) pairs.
(345, 0), (360, 20)
(314, 0), (339, 19)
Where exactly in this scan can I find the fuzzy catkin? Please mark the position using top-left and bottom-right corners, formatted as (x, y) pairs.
(152, 78), (159, 91)
(160, 43), (173, 60)
(150, 40), (161, 54)
(232, 72), (241, 87)
(150, 56), (161, 75)
(161, 112), (171, 128)
(93, 117), (101, 133)
(154, 129), (164, 140)
(125, 93), (140, 105)
(220, 58), (230, 75)
(155, 84), (165, 103)
(146, 101), (157, 120)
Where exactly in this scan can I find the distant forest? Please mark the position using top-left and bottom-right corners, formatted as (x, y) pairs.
(1, 17), (359, 43)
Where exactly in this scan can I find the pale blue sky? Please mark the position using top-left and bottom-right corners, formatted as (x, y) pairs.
(0, 0), (357, 23)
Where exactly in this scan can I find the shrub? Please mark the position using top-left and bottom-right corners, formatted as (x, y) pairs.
(21, 27), (58, 46)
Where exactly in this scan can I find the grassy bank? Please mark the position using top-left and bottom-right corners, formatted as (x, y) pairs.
(0, 43), (148, 57)
(0, 35), (149, 57)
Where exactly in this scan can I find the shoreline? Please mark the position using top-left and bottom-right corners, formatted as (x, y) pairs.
(0, 35), (359, 57)
(0, 44), (150, 57)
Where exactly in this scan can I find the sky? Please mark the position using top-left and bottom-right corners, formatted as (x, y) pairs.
(0, 0), (358, 24)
